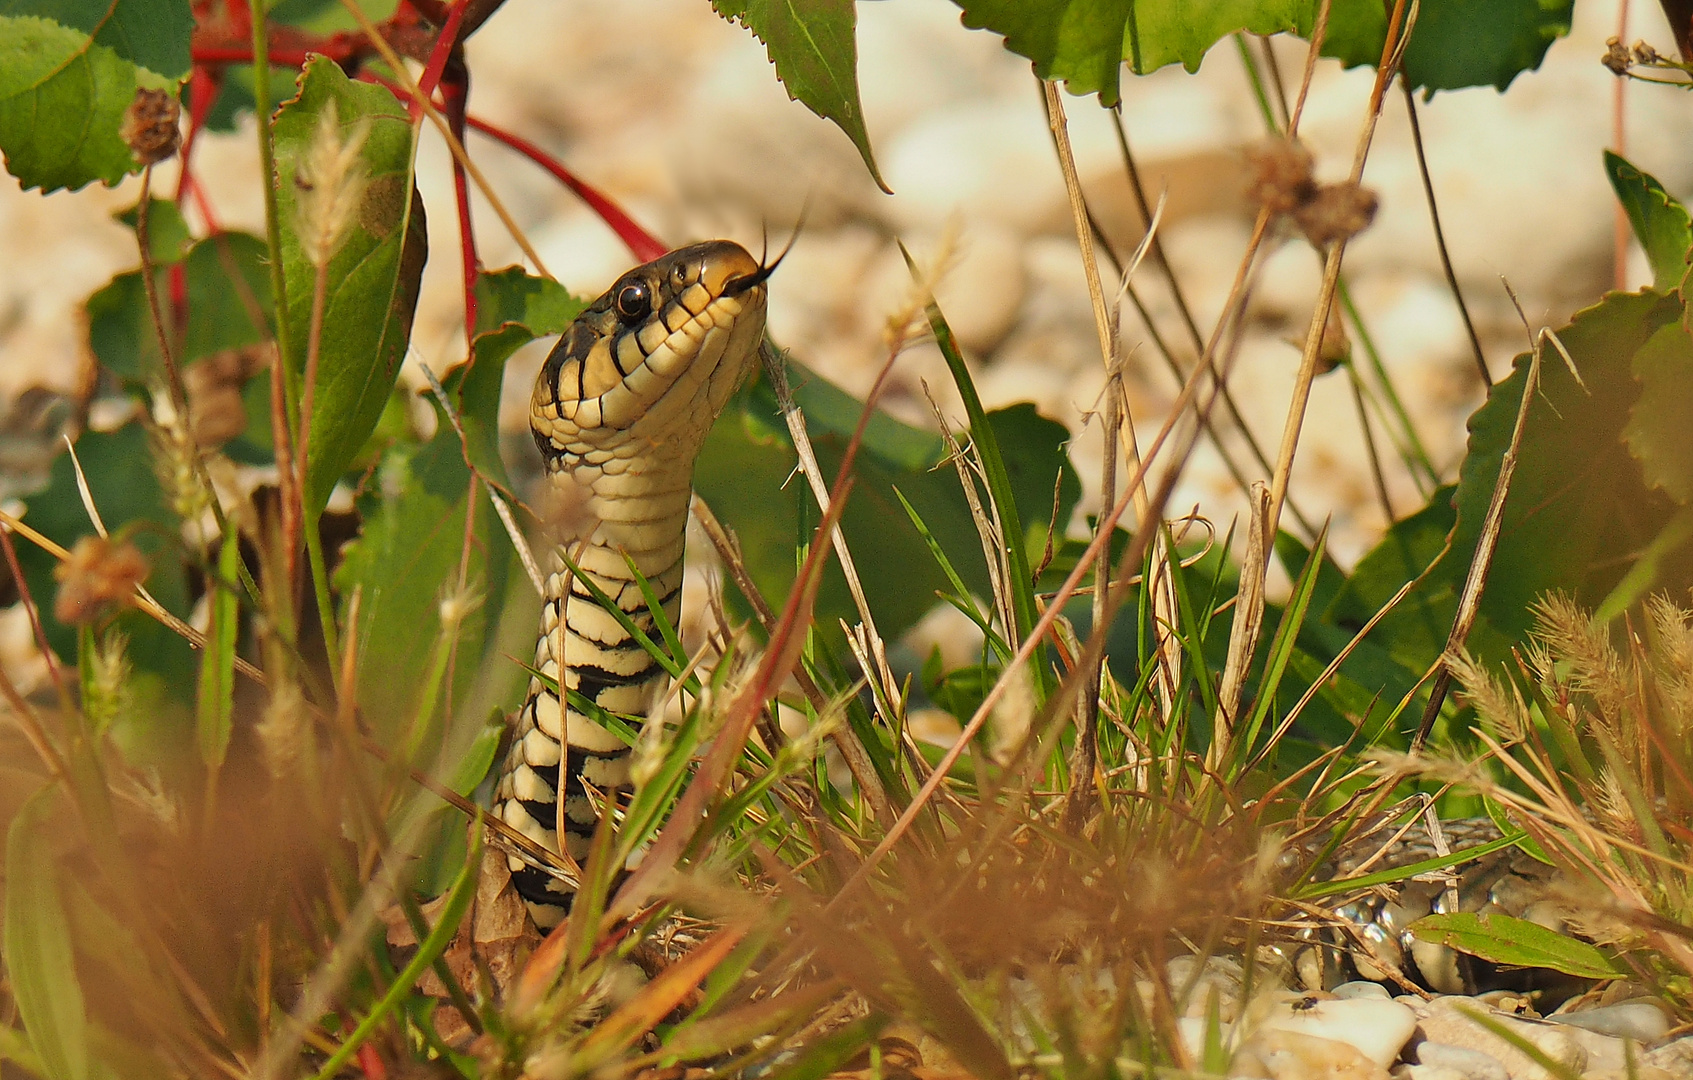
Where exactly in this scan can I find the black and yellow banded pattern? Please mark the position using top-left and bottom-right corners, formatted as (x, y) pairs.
(494, 240), (769, 929)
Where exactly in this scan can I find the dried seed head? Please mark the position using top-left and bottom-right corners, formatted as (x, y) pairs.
(147, 387), (214, 525)
(256, 677), (310, 780)
(1292, 181), (1379, 248)
(1632, 39), (1664, 64)
(629, 714), (672, 791)
(1247, 138), (1317, 215)
(293, 103), (372, 268)
(1603, 36), (1633, 75)
(54, 536), (149, 625)
(121, 88), (182, 166)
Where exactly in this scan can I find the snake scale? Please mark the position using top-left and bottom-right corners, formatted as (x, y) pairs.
(491, 241), (1565, 994)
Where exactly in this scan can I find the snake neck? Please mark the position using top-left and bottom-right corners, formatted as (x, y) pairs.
(495, 463), (693, 929)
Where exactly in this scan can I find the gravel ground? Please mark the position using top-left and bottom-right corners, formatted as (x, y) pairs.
(4, 0), (1693, 581)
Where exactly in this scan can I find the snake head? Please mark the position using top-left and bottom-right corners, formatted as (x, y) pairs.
(532, 240), (769, 462)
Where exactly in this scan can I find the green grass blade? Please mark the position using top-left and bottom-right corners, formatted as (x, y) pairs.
(893, 486), (1009, 659)
(1233, 525), (1329, 774)
(5, 786), (90, 1080)
(906, 245), (1047, 697)
(1290, 829), (1528, 900)
(195, 526), (240, 777)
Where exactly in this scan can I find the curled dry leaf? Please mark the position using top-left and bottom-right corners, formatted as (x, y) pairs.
(52, 535), (148, 625)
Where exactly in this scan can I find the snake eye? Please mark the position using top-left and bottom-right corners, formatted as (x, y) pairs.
(614, 281), (652, 323)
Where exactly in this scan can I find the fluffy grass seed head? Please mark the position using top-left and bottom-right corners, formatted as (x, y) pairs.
(148, 387), (213, 524)
(84, 630), (132, 736)
(294, 103), (372, 268)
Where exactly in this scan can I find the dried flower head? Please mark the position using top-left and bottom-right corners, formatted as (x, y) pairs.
(1247, 138), (1316, 215)
(121, 88), (182, 166)
(256, 677), (310, 781)
(54, 535), (149, 625)
(1603, 36), (1633, 75)
(1292, 181), (1379, 248)
(1632, 39), (1664, 65)
(293, 103), (372, 267)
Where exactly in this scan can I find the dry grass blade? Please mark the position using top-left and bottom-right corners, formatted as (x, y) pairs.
(759, 341), (901, 715)
(1212, 481), (1269, 770)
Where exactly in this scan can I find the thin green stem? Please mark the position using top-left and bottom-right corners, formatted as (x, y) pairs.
(298, 264), (340, 682)
(1234, 34), (1280, 133)
(251, 0), (306, 611)
(305, 523), (339, 688)
(133, 167), (190, 416)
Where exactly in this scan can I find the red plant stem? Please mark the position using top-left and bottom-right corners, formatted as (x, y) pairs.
(441, 60), (479, 350)
(464, 114), (667, 261)
(413, 0), (469, 121)
(176, 66), (221, 204)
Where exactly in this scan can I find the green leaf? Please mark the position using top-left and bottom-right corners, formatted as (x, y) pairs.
(275, 56), (426, 518)
(1625, 322), (1693, 504)
(266, 0), (399, 33)
(952, 0), (1312, 104)
(473, 265), (584, 338)
(5, 785), (89, 1080)
(1322, 487), (1463, 680)
(698, 377), (1077, 650)
(454, 267), (587, 487)
(87, 232), (273, 382)
(1450, 291), (1682, 648)
(714, 0), (886, 191)
(1409, 911), (1626, 980)
(1605, 151), (1693, 291)
(0, 0), (192, 80)
(115, 198), (192, 264)
(0, 14), (177, 192)
(335, 429), (513, 743)
(1322, 0), (1573, 95)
